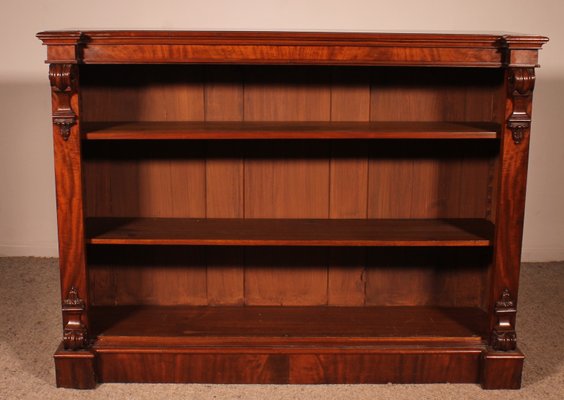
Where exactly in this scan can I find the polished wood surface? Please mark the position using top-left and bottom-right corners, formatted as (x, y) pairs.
(481, 350), (525, 389)
(94, 351), (482, 384)
(86, 217), (494, 246)
(82, 121), (499, 140)
(49, 64), (90, 349)
(38, 30), (547, 389)
(37, 31), (548, 67)
(90, 305), (487, 345)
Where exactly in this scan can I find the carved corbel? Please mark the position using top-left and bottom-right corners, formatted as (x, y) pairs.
(491, 288), (517, 351)
(49, 64), (78, 141)
(507, 68), (535, 145)
(62, 286), (87, 350)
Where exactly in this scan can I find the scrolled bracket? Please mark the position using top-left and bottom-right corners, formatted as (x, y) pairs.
(507, 68), (535, 145)
(49, 64), (78, 141)
(49, 64), (77, 93)
(508, 68), (535, 96)
(62, 286), (88, 350)
(491, 288), (517, 351)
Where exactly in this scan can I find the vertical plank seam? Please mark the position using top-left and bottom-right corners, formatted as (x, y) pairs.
(242, 66), (246, 220)
(327, 68), (333, 306)
(328, 67), (334, 218)
(366, 68), (373, 218)
(364, 76), (372, 305)
(203, 67), (208, 219)
(203, 68), (209, 304)
(364, 68), (372, 306)
(242, 66), (247, 306)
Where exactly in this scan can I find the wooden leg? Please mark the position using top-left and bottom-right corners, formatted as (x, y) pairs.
(480, 348), (524, 390)
(54, 343), (97, 389)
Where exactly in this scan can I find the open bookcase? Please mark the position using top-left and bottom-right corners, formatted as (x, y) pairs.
(37, 31), (547, 389)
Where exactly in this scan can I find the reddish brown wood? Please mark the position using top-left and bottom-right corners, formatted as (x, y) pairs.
(242, 69), (332, 306)
(364, 248), (491, 307)
(481, 350), (525, 389)
(204, 67), (246, 305)
(81, 121), (499, 140)
(49, 64), (91, 347)
(54, 343), (96, 389)
(288, 352), (481, 384)
(96, 353), (290, 384)
(85, 217), (494, 246)
(93, 351), (483, 384)
(90, 305), (488, 344)
(38, 30), (547, 389)
(487, 67), (535, 346)
(37, 31), (548, 67)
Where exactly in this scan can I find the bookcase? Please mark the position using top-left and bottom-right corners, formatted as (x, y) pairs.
(37, 31), (547, 389)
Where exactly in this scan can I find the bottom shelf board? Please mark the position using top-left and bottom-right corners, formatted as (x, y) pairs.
(91, 305), (488, 348)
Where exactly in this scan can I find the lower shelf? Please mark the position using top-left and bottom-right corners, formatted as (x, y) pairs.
(85, 218), (494, 246)
(91, 305), (488, 348)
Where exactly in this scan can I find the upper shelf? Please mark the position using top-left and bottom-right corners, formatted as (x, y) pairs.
(37, 30), (548, 67)
(81, 121), (500, 140)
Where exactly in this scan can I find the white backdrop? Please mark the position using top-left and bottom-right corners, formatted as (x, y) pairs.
(0, 0), (562, 261)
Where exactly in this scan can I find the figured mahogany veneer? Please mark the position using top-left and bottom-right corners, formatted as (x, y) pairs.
(38, 30), (547, 390)
(37, 30), (547, 67)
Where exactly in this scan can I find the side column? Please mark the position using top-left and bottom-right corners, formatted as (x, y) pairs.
(481, 67), (535, 390)
(49, 63), (95, 388)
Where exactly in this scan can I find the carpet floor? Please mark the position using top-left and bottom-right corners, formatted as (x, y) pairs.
(0, 258), (562, 399)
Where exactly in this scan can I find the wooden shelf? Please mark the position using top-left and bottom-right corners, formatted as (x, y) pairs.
(91, 305), (488, 348)
(81, 121), (500, 140)
(85, 218), (494, 247)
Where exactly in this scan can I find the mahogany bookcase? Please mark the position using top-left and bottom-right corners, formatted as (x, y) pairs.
(37, 31), (547, 389)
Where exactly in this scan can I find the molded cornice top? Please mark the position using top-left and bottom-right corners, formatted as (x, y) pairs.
(37, 30), (549, 67)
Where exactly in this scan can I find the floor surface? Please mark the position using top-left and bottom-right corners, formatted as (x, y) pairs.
(1, 258), (562, 399)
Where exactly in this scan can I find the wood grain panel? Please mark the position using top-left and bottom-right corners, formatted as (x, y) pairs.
(204, 66), (246, 304)
(245, 248), (328, 305)
(370, 68), (499, 122)
(289, 352), (480, 384)
(365, 248), (434, 306)
(242, 142), (330, 304)
(81, 65), (205, 121)
(84, 142), (207, 305)
(367, 142), (414, 218)
(97, 353), (289, 384)
(89, 246), (207, 306)
(243, 145), (331, 218)
(83, 158), (112, 217)
(327, 249), (366, 305)
(327, 67), (370, 305)
(367, 141), (494, 219)
(54, 344), (96, 389)
(243, 67), (331, 305)
(205, 143), (244, 305)
(168, 146), (207, 217)
(243, 66), (331, 122)
(365, 248), (489, 307)
(92, 350), (484, 384)
(481, 350), (525, 389)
